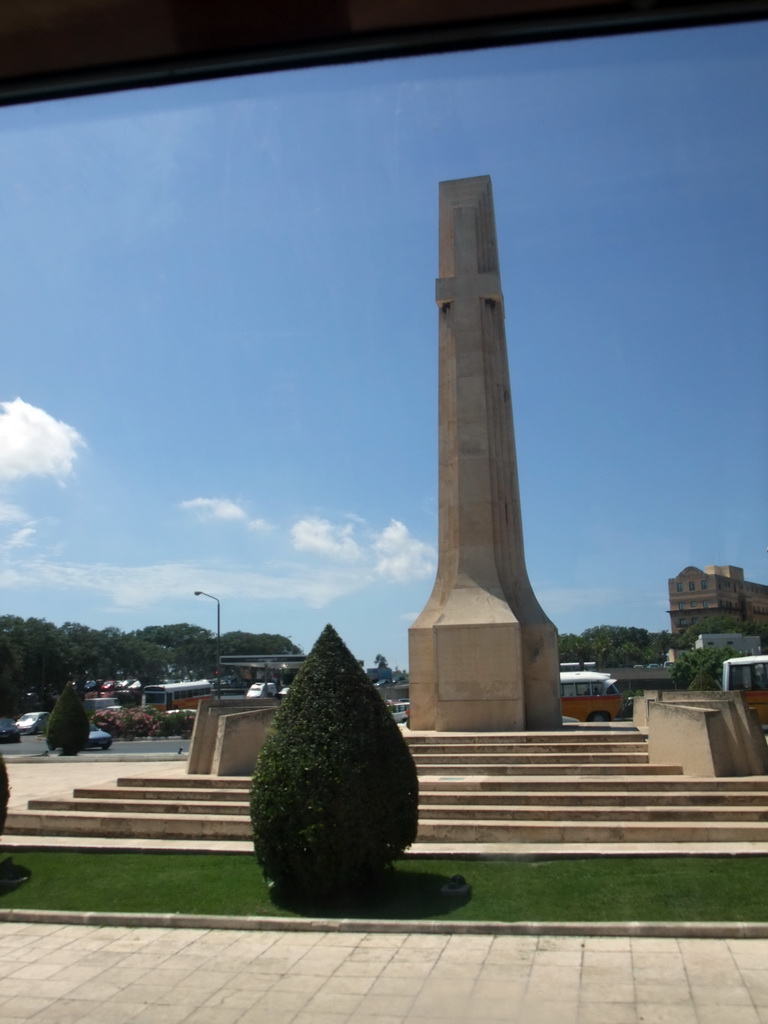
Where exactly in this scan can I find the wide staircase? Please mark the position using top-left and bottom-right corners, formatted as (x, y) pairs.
(7, 728), (768, 847)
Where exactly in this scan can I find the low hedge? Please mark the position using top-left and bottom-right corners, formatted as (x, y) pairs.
(91, 707), (195, 739)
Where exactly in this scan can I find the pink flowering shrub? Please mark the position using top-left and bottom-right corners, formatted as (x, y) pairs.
(91, 707), (195, 739)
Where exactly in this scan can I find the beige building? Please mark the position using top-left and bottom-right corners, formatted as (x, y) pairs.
(668, 564), (768, 635)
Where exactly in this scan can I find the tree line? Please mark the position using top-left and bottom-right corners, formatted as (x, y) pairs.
(558, 616), (767, 672)
(0, 615), (301, 715)
(1, 611), (764, 716)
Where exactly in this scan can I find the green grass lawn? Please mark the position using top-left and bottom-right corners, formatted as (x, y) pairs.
(1, 852), (768, 921)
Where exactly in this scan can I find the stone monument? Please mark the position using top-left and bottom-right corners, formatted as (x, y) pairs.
(408, 175), (561, 731)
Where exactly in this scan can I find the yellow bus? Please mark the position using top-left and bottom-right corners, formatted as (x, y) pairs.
(560, 671), (622, 723)
(722, 656), (768, 725)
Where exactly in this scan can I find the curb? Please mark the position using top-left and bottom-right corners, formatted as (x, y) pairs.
(2, 754), (187, 763)
(1, 907), (767, 938)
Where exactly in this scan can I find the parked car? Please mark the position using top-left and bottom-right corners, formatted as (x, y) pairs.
(85, 726), (113, 750)
(386, 700), (410, 725)
(15, 711), (50, 735)
(246, 682), (277, 698)
(0, 717), (22, 743)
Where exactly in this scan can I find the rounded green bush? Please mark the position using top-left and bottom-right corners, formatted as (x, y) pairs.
(251, 624), (419, 901)
(0, 753), (8, 837)
(46, 681), (90, 755)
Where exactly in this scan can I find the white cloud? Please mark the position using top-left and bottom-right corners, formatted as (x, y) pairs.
(180, 497), (272, 532)
(0, 556), (370, 610)
(0, 398), (85, 483)
(0, 502), (28, 524)
(373, 520), (436, 582)
(180, 498), (247, 521)
(246, 518), (272, 533)
(3, 526), (36, 550)
(0, 511), (434, 616)
(291, 517), (363, 562)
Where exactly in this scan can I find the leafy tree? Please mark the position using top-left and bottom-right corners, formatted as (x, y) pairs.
(374, 653), (389, 669)
(0, 637), (18, 716)
(668, 648), (739, 691)
(58, 622), (104, 687)
(46, 681), (90, 756)
(672, 616), (767, 651)
(251, 624), (418, 901)
(689, 670), (721, 691)
(220, 632), (301, 656)
(557, 632), (594, 668)
(133, 623), (214, 679)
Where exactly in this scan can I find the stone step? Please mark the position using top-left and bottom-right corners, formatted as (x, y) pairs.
(416, 819), (768, 843)
(411, 752), (650, 765)
(116, 776), (250, 791)
(415, 763), (683, 776)
(30, 789), (768, 819)
(407, 731), (643, 746)
(419, 789), (768, 807)
(27, 797), (768, 825)
(10, 808), (768, 845)
(407, 743), (649, 755)
(73, 787), (249, 802)
(28, 798), (251, 817)
(419, 776), (768, 791)
(418, 803), (768, 822)
(4, 810), (252, 841)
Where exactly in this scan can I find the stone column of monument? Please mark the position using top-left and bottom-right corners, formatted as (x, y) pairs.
(408, 175), (561, 732)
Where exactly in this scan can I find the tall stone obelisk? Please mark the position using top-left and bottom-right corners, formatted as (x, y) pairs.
(408, 176), (561, 732)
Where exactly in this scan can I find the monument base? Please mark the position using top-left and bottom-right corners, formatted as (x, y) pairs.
(410, 619), (526, 732)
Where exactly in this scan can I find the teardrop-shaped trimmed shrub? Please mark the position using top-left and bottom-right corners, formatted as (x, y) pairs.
(0, 753), (8, 837)
(46, 681), (90, 756)
(251, 624), (419, 901)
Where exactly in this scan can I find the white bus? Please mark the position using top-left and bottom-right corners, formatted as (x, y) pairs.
(142, 679), (213, 710)
(722, 656), (768, 724)
(559, 670), (621, 722)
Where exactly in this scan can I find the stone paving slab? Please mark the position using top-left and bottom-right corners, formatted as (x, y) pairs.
(2, 920), (768, 1023)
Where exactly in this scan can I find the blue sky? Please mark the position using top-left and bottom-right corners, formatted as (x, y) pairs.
(0, 21), (766, 669)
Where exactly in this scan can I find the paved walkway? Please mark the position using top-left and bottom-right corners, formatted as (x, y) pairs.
(3, 921), (768, 1023)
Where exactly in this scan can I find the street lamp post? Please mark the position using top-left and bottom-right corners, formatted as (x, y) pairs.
(194, 591), (221, 699)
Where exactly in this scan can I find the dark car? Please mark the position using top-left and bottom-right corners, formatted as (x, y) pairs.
(0, 718), (21, 743)
(85, 726), (113, 750)
(46, 726), (113, 752)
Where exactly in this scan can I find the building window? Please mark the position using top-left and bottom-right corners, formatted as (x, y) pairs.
(690, 601), (698, 608)
(703, 601), (709, 609)
(689, 582), (696, 591)
(678, 618), (687, 627)
(678, 602), (685, 610)
(701, 580), (708, 590)
(676, 583), (683, 592)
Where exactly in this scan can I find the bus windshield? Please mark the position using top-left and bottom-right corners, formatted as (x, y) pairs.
(723, 657), (768, 692)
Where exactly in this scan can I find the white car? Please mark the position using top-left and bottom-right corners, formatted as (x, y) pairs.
(246, 681), (277, 698)
(387, 700), (410, 725)
(16, 711), (50, 735)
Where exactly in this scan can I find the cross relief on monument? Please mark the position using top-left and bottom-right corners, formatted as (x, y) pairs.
(408, 175), (561, 733)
